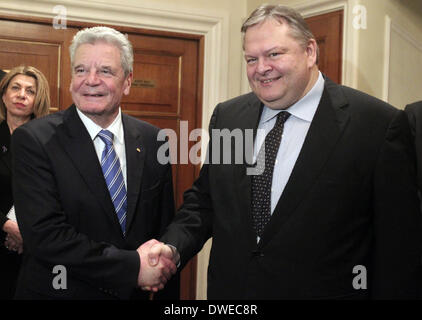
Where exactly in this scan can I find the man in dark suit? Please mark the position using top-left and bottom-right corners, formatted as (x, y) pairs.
(148, 4), (422, 299)
(11, 27), (177, 299)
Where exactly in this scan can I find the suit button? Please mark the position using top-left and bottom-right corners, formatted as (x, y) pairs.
(252, 251), (264, 257)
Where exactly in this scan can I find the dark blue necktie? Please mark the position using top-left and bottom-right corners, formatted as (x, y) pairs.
(98, 130), (127, 236)
(251, 111), (290, 238)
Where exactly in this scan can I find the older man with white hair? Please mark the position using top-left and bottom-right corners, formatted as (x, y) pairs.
(12, 26), (178, 300)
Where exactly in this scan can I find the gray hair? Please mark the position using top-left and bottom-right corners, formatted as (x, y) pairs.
(69, 26), (133, 76)
(241, 4), (319, 61)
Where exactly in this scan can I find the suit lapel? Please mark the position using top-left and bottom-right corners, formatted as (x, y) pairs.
(258, 78), (350, 248)
(122, 114), (145, 233)
(57, 105), (121, 231)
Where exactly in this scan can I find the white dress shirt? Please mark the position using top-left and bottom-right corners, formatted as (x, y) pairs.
(76, 108), (127, 186)
(253, 71), (325, 215)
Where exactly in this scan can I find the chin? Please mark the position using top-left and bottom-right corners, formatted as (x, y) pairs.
(259, 95), (281, 105)
(77, 105), (107, 116)
(265, 103), (287, 110)
(259, 95), (290, 110)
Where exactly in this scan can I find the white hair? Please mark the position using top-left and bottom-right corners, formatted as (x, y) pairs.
(69, 26), (133, 76)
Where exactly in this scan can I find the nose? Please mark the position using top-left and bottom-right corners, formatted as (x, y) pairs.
(85, 70), (101, 86)
(17, 88), (26, 99)
(256, 58), (272, 75)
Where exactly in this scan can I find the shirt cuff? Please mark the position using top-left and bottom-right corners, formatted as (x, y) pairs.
(166, 244), (181, 268)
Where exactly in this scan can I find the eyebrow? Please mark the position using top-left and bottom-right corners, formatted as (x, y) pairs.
(244, 46), (287, 56)
(73, 64), (115, 72)
(10, 81), (35, 89)
(264, 46), (283, 53)
(74, 64), (113, 68)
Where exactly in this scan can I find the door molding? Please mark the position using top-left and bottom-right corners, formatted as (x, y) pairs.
(294, 0), (360, 88)
(382, 15), (422, 104)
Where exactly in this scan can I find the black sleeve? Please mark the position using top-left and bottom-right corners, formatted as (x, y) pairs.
(159, 105), (220, 268)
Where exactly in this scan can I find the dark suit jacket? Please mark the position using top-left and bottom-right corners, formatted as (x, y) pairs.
(405, 101), (422, 192)
(0, 120), (22, 299)
(161, 78), (422, 299)
(0, 120), (13, 229)
(12, 105), (177, 299)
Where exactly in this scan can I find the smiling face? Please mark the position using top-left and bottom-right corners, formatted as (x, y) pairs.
(2, 74), (36, 121)
(70, 41), (132, 127)
(244, 18), (318, 110)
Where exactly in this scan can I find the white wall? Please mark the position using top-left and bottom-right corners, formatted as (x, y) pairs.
(375, 0), (422, 108)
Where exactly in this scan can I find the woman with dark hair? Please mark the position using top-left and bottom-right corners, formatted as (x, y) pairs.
(0, 66), (50, 299)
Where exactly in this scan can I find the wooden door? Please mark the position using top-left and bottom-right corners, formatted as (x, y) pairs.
(0, 15), (203, 300)
(124, 29), (203, 300)
(305, 10), (343, 84)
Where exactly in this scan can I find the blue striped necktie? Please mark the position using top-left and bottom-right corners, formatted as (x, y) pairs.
(98, 130), (127, 236)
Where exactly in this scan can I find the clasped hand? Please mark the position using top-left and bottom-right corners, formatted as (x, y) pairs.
(3, 220), (23, 254)
(137, 239), (177, 292)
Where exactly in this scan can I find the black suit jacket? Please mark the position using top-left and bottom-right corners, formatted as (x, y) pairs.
(12, 105), (177, 299)
(0, 120), (22, 299)
(0, 120), (13, 228)
(161, 78), (422, 299)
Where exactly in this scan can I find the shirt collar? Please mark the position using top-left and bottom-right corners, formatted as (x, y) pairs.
(260, 71), (325, 124)
(76, 107), (124, 145)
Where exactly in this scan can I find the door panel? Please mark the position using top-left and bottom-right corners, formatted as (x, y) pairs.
(125, 51), (180, 114)
(0, 39), (60, 111)
(306, 10), (343, 84)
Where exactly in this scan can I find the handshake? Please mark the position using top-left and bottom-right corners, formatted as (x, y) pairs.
(136, 239), (180, 292)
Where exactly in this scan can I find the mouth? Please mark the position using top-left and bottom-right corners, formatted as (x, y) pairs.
(83, 93), (105, 97)
(14, 103), (26, 108)
(259, 76), (282, 84)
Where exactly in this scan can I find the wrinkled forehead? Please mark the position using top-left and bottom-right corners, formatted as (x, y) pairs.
(73, 42), (122, 67)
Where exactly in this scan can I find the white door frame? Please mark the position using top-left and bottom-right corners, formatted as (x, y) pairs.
(294, 0), (360, 87)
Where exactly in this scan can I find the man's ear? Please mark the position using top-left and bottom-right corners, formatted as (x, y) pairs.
(124, 72), (133, 96)
(306, 39), (318, 67)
